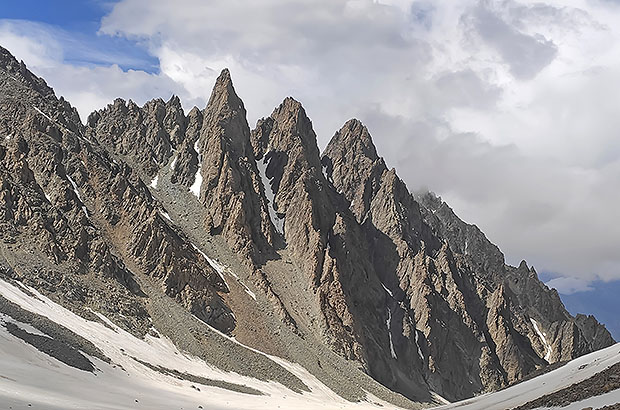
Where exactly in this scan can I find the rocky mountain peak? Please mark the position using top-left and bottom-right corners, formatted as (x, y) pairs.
(328, 118), (379, 162)
(193, 68), (277, 260)
(167, 94), (182, 109)
(322, 119), (387, 212)
(198, 69), (250, 155)
(262, 97), (322, 170)
(0, 45), (614, 409)
(205, 68), (244, 118)
(0, 46), (53, 99)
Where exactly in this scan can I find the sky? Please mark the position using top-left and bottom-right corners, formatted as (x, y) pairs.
(0, 0), (618, 337)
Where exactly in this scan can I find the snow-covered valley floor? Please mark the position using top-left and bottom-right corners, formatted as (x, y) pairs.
(0, 278), (403, 410)
(437, 341), (620, 410)
(2, 274), (619, 410)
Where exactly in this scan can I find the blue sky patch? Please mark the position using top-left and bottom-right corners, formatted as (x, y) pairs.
(0, 0), (158, 72)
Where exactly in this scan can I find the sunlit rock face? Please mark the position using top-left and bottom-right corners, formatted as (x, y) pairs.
(0, 44), (613, 406)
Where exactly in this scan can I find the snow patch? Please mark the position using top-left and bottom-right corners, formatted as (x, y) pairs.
(0, 313), (49, 338)
(190, 242), (257, 300)
(190, 167), (202, 197)
(530, 318), (553, 361)
(540, 387), (620, 410)
(159, 210), (172, 223)
(243, 286), (257, 300)
(190, 140), (202, 198)
(256, 153), (284, 235)
(414, 329), (424, 361)
(170, 155), (178, 170)
(437, 341), (620, 410)
(321, 164), (334, 184)
(381, 282), (393, 298)
(386, 308), (397, 359)
(33, 106), (52, 121)
(431, 391), (451, 405)
(66, 174), (89, 218)
(191, 243), (228, 285)
(150, 174), (159, 189)
(0, 278), (393, 409)
(32, 105), (92, 144)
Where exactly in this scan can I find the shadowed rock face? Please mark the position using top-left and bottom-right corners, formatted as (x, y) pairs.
(194, 69), (276, 263)
(322, 119), (614, 399)
(0, 43), (614, 405)
(87, 69), (277, 266)
(0, 45), (235, 335)
(250, 99), (432, 401)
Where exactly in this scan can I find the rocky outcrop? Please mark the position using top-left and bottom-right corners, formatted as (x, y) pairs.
(322, 118), (614, 399)
(251, 101), (434, 401)
(575, 314), (615, 351)
(0, 45), (234, 334)
(251, 98), (368, 360)
(0, 43), (613, 406)
(87, 70), (277, 266)
(87, 97), (179, 176)
(194, 69), (276, 262)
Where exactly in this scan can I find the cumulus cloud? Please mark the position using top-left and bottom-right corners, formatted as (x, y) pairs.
(3, 0), (620, 292)
(466, 3), (558, 79)
(545, 277), (595, 295)
(0, 19), (184, 121)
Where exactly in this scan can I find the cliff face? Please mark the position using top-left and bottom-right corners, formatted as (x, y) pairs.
(86, 69), (276, 265)
(0, 44), (613, 406)
(0, 46), (235, 335)
(322, 119), (614, 398)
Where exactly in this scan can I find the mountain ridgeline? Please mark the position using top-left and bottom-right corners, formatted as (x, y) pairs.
(0, 45), (613, 407)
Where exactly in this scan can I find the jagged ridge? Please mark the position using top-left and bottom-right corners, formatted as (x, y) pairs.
(0, 43), (614, 407)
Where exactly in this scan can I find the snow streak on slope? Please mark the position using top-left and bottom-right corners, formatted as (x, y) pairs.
(33, 106), (52, 121)
(66, 174), (89, 218)
(190, 242), (229, 286)
(545, 388), (620, 410)
(381, 282), (394, 297)
(190, 140), (202, 198)
(256, 152), (284, 235)
(150, 174), (159, 189)
(414, 329), (424, 362)
(386, 307), (397, 359)
(437, 341), (620, 410)
(190, 242), (257, 300)
(159, 209), (173, 223)
(0, 278), (402, 410)
(530, 318), (553, 361)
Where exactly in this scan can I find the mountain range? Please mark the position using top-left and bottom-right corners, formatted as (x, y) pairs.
(0, 44), (615, 409)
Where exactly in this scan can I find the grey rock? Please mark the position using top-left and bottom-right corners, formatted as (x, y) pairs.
(0, 43), (613, 407)
(322, 118), (614, 399)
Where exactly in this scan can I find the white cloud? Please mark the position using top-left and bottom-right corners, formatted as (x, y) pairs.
(545, 277), (595, 295)
(4, 0), (620, 291)
(0, 19), (186, 121)
(0, 20), (63, 68)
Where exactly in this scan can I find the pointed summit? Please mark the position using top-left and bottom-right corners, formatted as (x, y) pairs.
(279, 96), (303, 112)
(321, 119), (386, 212)
(214, 68), (233, 95)
(327, 119), (379, 162)
(206, 68), (244, 114)
(166, 94), (182, 109)
(200, 68), (250, 156)
(219, 67), (232, 82)
(194, 67), (277, 261)
(263, 96), (322, 170)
